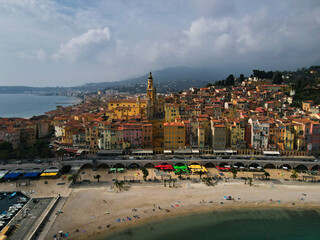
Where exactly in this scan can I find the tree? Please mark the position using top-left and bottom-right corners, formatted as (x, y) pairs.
(248, 177), (253, 186)
(231, 167), (238, 179)
(68, 173), (80, 184)
(290, 170), (298, 181)
(206, 83), (213, 88)
(114, 180), (125, 192)
(273, 72), (283, 84)
(141, 167), (149, 181)
(264, 171), (270, 180)
(225, 74), (235, 86)
(239, 74), (245, 83)
(94, 174), (101, 182)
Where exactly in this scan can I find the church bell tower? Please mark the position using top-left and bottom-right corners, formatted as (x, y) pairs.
(147, 72), (155, 100)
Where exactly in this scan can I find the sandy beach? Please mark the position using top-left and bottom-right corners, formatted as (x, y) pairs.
(45, 176), (320, 240)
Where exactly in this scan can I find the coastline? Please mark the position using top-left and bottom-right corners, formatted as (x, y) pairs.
(99, 203), (320, 240)
(45, 181), (320, 240)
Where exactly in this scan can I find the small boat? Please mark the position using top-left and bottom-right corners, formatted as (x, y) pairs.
(0, 193), (6, 200)
(9, 192), (16, 199)
(13, 204), (23, 209)
(17, 197), (27, 203)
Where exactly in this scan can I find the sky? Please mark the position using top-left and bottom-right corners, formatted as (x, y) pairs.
(0, 0), (320, 87)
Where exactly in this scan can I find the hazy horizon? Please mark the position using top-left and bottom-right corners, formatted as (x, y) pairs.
(0, 0), (319, 87)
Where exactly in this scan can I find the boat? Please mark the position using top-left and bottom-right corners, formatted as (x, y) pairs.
(0, 193), (6, 200)
(17, 197), (27, 203)
(13, 204), (23, 209)
(9, 192), (16, 199)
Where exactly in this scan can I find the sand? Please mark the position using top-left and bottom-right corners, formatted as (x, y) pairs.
(45, 176), (320, 240)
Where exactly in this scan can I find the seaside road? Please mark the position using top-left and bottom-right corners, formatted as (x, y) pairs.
(8, 198), (52, 240)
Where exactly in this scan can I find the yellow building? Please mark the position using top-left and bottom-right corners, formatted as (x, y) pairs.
(108, 97), (147, 119)
(284, 124), (295, 150)
(229, 120), (245, 148)
(293, 123), (305, 150)
(164, 122), (185, 150)
(165, 104), (180, 122)
(198, 127), (205, 150)
(150, 119), (165, 154)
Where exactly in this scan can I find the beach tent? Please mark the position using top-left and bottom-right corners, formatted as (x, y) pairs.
(40, 168), (60, 178)
(4, 172), (22, 180)
(174, 166), (189, 174)
(23, 171), (42, 178)
(154, 165), (173, 170)
(189, 165), (208, 173)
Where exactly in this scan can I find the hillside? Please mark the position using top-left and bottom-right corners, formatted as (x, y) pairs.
(79, 66), (222, 91)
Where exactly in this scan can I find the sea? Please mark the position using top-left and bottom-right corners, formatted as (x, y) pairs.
(0, 94), (79, 118)
(101, 208), (320, 240)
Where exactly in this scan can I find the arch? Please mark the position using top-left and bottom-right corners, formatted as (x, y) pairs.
(80, 163), (93, 169)
(294, 164), (308, 171)
(264, 163), (276, 169)
(61, 165), (72, 174)
(311, 165), (320, 171)
(128, 163), (141, 169)
(49, 167), (59, 169)
(113, 163), (125, 168)
(97, 163), (110, 169)
(280, 164), (292, 170)
(144, 163), (155, 168)
(233, 162), (245, 167)
(218, 162), (229, 168)
(33, 167), (41, 170)
(175, 162), (185, 167)
(189, 162), (200, 166)
(248, 163), (260, 168)
(16, 168), (23, 171)
(161, 162), (170, 166)
(204, 162), (215, 168)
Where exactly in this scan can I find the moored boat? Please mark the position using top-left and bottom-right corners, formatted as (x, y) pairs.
(0, 193), (6, 200)
(8, 192), (16, 199)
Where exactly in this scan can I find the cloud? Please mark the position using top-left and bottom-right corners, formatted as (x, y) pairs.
(18, 49), (47, 60)
(1, 0), (320, 86)
(52, 27), (111, 61)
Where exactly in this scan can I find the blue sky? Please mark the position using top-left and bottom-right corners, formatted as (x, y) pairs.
(0, 0), (319, 87)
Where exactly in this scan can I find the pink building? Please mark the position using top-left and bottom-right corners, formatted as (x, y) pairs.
(123, 123), (142, 148)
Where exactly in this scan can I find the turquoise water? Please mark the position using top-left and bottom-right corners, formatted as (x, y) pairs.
(0, 94), (78, 118)
(101, 208), (320, 240)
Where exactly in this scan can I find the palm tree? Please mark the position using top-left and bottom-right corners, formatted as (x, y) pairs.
(264, 171), (270, 180)
(248, 177), (253, 186)
(94, 174), (101, 182)
(231, 167), (237, 179)
(68, 173), (80, 184)
(290, 170), (298, 181)
(114, 180), (124, 192)
(141, 167), (149, 181)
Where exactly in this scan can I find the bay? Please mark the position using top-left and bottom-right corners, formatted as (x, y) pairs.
(101, 208), (320, 240)
(0, 94), (78, 118)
